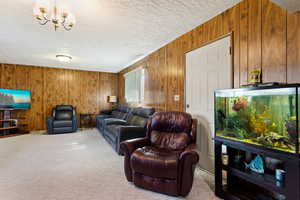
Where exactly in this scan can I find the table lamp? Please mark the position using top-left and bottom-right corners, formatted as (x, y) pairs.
(108, 96), (117, 107)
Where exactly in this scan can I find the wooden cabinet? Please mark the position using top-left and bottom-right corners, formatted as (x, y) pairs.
(215, 137), (300, 200)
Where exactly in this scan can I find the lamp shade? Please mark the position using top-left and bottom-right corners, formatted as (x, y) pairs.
(108, 96), (117, 103)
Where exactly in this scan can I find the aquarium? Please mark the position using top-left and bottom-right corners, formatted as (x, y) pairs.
(215, 85), (300, 154)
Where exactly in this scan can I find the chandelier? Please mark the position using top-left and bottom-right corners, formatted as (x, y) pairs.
(33, 0), (76, 31)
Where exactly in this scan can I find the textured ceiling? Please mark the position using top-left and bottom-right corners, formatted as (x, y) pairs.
(0, 0), (241, 72)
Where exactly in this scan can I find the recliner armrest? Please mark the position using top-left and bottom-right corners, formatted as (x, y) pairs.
(179, 144), (199, 163)
(72, 115), (78, 131)
(120, 137), (151, 182)
(120, 137), (150, 155)
(47, 116), (54, 134)
(179, 144), (199, 196)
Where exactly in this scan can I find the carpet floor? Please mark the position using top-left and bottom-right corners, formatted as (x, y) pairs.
(0, 129), (219, 200)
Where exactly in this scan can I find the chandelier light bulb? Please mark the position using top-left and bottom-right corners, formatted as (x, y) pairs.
(65, 13), (76, 27)
(33, 6), (43, 20)
(35, 0), (50, 13)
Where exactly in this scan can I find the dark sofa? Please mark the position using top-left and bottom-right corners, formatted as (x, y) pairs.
(96, 105), (131, 131)
(47, 105), (78, 134)
(97, 106), (155, 154)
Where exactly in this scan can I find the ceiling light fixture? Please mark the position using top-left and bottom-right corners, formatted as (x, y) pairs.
(33, 0), (76, 31)
(56, 55), (72, 63)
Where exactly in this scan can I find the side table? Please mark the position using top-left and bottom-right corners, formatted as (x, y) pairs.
(80, 114), (95, 128)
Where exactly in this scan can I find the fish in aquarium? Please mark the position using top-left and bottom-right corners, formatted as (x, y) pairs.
(232, 97), (248, 111)
(285, 117), (297, 144)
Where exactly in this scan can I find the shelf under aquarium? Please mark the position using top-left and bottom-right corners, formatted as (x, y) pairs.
(215, 136), (300, 200)
(222, 164), (285, 194)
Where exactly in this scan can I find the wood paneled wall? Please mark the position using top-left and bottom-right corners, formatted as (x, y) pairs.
(0, 64), (118, 131)
(118, 0), (300, 112)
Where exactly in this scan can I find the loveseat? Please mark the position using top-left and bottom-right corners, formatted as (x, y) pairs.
(96, 105), (131, 131)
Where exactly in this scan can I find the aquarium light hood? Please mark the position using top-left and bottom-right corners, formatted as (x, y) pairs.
(216, 87), (295, 98)
(271, 0), (300, 13)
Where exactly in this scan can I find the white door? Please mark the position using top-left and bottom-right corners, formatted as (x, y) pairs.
(185, 36), (232, 173)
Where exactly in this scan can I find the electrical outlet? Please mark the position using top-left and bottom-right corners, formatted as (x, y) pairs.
(174, 95), (180, 101)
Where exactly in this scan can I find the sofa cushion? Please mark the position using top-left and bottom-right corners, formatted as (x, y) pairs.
(150, 130), (190, 151)
(132, 107), (155, 118)
(53, 120), (73, 128)
(127, 115), (148, 127)
(111, 111), (127, 120)
(118, 105), (131, 113)
(131, 146), (180, 179)
(104, 118), (127, 126)
(55, 110), (73, 120)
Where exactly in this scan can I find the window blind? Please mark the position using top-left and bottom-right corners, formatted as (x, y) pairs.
(124, 67), (145, 103)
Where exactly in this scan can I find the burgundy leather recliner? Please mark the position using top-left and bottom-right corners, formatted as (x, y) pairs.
(120, 111), (199, 197)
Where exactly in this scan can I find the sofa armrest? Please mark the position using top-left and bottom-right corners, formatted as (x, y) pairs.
(179, 144), (200, 196)
(105, 119), (128, 126)
(100, 109), (113, 115)
(118, 126), (146, 143)
(120, 137), (151, 182)
(96, 114), (112, 119)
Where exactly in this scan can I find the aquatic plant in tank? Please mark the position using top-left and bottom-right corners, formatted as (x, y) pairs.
(215, 85), (300, 154)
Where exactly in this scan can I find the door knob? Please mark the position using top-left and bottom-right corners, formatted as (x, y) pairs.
(186, 104), (190, 108)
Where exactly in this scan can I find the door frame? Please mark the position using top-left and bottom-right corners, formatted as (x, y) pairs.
(184, 33), (234, 173)
(184, 32), (234, 112)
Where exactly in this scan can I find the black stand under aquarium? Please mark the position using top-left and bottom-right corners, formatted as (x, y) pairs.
(214, 84), (300, 200)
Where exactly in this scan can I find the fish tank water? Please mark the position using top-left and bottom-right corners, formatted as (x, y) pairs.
(215, 85), (300, 154)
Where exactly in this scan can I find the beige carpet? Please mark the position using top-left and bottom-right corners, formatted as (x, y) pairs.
(0, 129), (219, 200)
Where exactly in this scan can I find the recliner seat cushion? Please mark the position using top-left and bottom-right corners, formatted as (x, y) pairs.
(150, 130), (190, 151)
(53, 127), (73, 133)
(131, 146), (180, 179)
(55, 110), (73, 120)
(53, 120), (73, 128)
